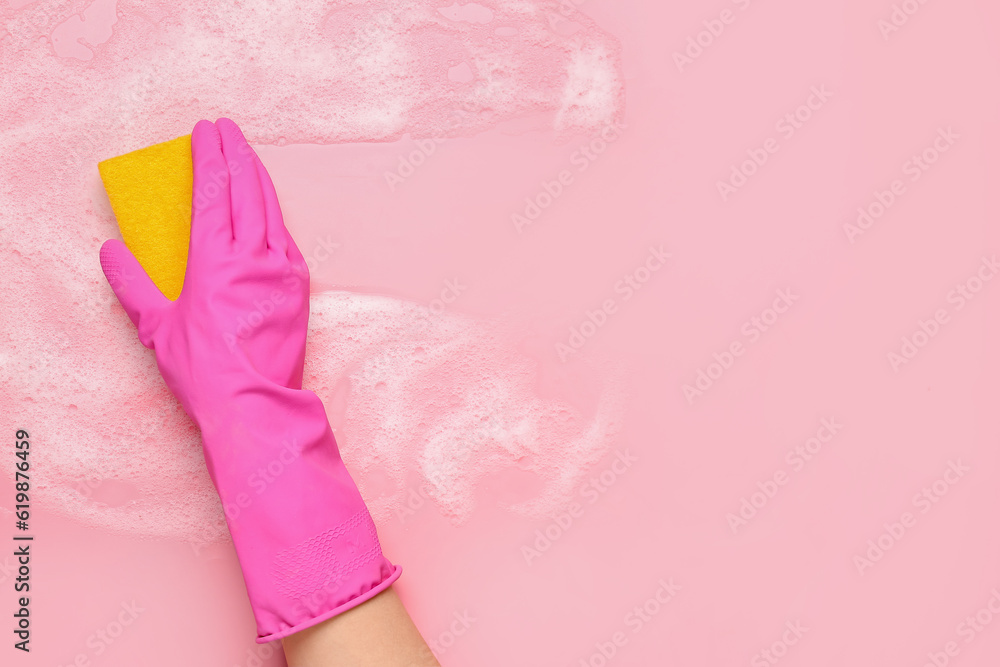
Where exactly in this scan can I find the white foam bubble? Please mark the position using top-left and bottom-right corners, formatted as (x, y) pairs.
(307, 293), (625, 525)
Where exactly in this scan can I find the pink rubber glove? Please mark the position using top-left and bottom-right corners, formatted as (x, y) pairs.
(99, 118), (401, 642)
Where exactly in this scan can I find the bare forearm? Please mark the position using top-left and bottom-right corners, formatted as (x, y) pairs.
(282, 587), (441, 667)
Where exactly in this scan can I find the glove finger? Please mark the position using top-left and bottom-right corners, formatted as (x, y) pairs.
(190, 120), (233, 251)
(216, 117), (267, 252)
(254, 155), (289, 255)
(99, 239), (168, 347)
(284, 226), (309, 282)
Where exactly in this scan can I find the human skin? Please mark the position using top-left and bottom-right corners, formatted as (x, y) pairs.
(282, 587), (441, 667)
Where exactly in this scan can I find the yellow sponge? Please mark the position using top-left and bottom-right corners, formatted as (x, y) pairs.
(98, 135), (192, 301)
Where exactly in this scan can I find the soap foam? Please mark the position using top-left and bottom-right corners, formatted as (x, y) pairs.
(0, 0), (625, 540)
(2, 0), (623, 151)
(0, 286), (623, 539)
(307, 293), (625, 526)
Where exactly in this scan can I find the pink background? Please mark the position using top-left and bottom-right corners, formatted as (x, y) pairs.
(5, 0), (1000, 665)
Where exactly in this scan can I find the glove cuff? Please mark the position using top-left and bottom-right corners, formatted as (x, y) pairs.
(197, 381), (402, 642)
(256, 562), (402, 643)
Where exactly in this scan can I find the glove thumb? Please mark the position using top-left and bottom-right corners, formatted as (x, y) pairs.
(99, 239), (169, 348)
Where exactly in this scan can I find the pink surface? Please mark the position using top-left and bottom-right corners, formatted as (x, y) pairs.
(3, 0), (1000, 665)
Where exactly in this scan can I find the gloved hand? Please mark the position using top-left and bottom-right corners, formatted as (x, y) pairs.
(99, 118), (401, 642)
(101, 117), (311, 391)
